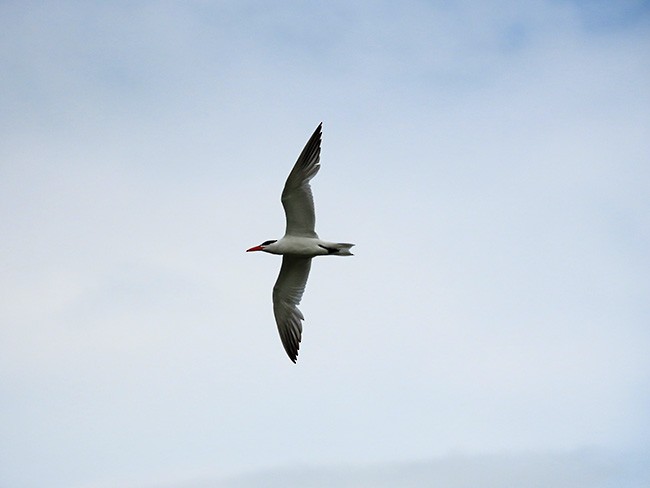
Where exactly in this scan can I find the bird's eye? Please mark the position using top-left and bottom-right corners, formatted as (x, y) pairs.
(261, 240), (277, 246)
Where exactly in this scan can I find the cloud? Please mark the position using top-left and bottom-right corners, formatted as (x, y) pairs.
(1, 1), (649, 488)
(148, 449), (650, 488)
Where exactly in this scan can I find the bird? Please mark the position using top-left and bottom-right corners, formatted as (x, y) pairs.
(247, 123), (354, 363)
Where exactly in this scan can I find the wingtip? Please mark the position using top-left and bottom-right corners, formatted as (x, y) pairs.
(290, 344), (300, 363)
(287, 349), (298, 363)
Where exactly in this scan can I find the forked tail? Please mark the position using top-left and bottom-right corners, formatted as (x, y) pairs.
(318, 242), (355, 256)
(334, 242), (355, 256)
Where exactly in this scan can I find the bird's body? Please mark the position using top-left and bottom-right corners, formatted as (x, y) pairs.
(247, 123), (354, 362)
(253, 236), (354, 257)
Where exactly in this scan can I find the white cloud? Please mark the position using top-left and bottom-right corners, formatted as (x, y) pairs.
(1, 1), (649, 488)
(138, 449), (650, 488)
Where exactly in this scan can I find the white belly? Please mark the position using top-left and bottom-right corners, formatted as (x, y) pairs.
(269, 236), (329, 256)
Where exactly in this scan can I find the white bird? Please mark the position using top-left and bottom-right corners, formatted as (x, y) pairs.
(247, 123), (354, 363)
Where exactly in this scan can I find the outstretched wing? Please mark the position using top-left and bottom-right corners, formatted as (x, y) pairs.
(281, 123), (321, 238)
(272, 256), (312, 362)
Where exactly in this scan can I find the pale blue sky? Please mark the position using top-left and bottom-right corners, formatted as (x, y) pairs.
(1, 1), (649, 487)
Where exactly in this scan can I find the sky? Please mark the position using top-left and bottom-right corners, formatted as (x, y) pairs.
(1, 1), (649, 487)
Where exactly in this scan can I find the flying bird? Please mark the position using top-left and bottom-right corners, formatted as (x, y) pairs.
(247, 123), (354, 363)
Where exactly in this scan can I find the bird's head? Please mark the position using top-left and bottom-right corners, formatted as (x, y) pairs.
(246, 239), (277, 253)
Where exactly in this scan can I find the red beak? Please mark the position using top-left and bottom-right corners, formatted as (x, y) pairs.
(246, 245), (263, 252)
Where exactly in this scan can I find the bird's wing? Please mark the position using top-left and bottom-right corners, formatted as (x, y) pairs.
(272, 256), (312, 363)
(281, 123), (322, 238)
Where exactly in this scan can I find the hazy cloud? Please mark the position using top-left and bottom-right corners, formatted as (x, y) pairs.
(148, 449), (650, 488)
(1, 1), (649, 488)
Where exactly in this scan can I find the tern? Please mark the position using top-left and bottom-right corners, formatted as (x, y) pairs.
(247, 123), (354, 363)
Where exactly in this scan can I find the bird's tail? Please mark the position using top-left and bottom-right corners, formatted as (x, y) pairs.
(334, 243), (355, 256)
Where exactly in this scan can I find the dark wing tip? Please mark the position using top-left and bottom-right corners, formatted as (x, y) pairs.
(282, 337), (299, 363)
(275, 309), (302, 363)
(282, 124), (322, 196)
(283, 330), (300, 363)
(310, 123), (322, 147)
